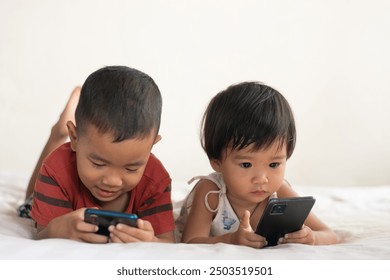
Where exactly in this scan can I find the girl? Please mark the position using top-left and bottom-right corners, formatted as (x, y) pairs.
(176, 82), (338, 248)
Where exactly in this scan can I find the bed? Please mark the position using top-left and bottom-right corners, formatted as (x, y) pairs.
(1, 170), (390, 260)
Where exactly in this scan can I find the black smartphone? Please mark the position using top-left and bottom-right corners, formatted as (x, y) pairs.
(255, 196), (316, 246)
(84, 208), (138, 237)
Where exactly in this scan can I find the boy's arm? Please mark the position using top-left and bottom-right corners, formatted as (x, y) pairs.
(35, 208), (108, 243)
(108, 216), (175, 243)
(134, 176), (175, 242)
(31, 161), (103, 243)
(155, 231), (175, 243)
(30, 153), (79, 232)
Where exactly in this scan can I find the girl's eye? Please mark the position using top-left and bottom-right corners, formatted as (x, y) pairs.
(240, 162), (252, 168)
(269, 162), (280, 168)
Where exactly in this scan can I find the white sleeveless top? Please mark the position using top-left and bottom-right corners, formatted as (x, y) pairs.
(175, 172), (276, 241)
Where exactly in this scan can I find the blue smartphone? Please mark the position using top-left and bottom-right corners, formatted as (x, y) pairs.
(255, 196), (316, 246)
(84, 208), (138, 237)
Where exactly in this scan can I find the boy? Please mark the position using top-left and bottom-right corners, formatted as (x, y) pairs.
(24, 66), (174, 243)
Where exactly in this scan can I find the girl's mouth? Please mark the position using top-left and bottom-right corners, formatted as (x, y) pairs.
(251, 190), (266, 196)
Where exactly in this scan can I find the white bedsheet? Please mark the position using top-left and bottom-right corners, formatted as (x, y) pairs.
(1, 170), (390, 260)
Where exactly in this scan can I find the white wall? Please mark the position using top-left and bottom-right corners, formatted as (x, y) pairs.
(1, 0), (389, 186)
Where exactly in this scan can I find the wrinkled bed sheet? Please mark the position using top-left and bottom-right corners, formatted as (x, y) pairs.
(1, 170), (389, 260)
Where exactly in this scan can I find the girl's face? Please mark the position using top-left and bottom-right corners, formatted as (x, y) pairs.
(211, 141), (287, 205)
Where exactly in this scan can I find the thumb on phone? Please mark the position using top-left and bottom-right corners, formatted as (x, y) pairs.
(240, 210), (253, 231)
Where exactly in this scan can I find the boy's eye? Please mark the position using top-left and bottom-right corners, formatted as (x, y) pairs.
(240, 162), (252, 168)
(125, 168), (138, 173)
(91, 161), (105, 168)
(269, 162), (280, 168)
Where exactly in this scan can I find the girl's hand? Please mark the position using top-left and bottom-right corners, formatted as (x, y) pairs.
(230, 210), (268, 249)
(278, 224), (315, 245)
(108, 219), (158, 243)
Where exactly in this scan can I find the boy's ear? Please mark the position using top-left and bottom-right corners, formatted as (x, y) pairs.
(210, 159), (222, 172)
(67, 121), (78, 151)
(153, 134), (162, 145)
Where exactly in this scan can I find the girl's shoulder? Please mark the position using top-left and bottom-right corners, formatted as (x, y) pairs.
(192, 177), (220, 197)
(191, 177), (221, 213)
(276, 179), (300, 198)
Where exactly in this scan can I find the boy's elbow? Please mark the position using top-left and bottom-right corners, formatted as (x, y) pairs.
(155, 231), (175, 243)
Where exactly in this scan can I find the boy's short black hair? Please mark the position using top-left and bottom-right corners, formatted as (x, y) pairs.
(201, 81), (296, 160)
(75, 66), (162, 142)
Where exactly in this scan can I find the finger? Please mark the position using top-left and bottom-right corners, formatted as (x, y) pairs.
(129, 220), (155, 240)
(110, 232), (141, 243)
(115, 222), (150, 237)
(284, 226), (309, 239)
(248, 233), (268, 246)
(110, 219), (155, 242)
(244, 238), (268, 249)
(279, 231), (312, 244)
(282, 226), (315, 245)
(109, 224), (144, 240)
(136, 219), (154, 231)
(109, 226), (142, 243)
(252, 240), (268, 249)
(240, 210), (253, 231)
(80, 206), (99, 220)
(279, 236), (307, 244)
(76, 207), (88, 219)
(80, 232), (109, 244)
(278, 234), (303, 244)
(76, 221), (98, 233)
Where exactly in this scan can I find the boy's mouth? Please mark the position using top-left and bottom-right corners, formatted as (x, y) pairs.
(96, 187), (117, 198)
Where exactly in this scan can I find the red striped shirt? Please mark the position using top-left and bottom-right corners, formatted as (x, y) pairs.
(31, 142), (174, 236)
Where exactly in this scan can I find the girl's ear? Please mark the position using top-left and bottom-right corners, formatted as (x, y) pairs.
(210, 159), (222, 172)
(67, 121), (78, 152)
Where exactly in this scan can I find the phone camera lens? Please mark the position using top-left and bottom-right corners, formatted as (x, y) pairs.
(271, 204), (287, 214)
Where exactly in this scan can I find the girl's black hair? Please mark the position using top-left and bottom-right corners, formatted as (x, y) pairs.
(201, 82), (296, 160)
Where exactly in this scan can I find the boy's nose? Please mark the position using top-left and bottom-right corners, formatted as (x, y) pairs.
(102, 172), (123, 188)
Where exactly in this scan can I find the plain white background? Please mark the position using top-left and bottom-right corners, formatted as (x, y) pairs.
(0, 0), (389, 186)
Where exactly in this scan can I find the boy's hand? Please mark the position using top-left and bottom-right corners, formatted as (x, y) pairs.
(230, 210), (267, 249)
(108, 218), (158, 243)
(39, 208), (108, 243)
(278, 224), (315, 245)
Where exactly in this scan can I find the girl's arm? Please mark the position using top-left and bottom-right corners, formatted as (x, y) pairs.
(181, 180), (267, 248)
(277, 182), (339, 245)
(181, 179), (219, 243)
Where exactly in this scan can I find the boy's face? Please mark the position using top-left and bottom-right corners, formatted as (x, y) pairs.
(68, 122), (159, 205)
(211, 141), (287, 205)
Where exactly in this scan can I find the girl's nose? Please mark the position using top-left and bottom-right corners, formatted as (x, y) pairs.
(252, 171), (268, 185)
